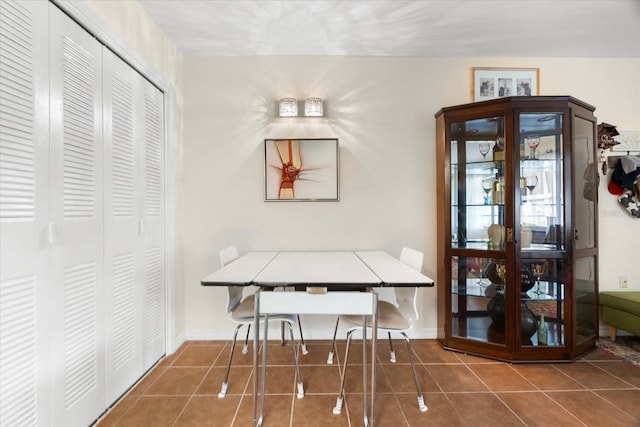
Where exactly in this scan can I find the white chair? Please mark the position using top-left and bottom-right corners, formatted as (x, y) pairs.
(217, 246), (304, 399)
(331, 247), (428, 414)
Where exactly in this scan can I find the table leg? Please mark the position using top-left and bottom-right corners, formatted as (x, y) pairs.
(370, 293), (378, 427)
(259, 314), (269, 426)
(253, 293), (260, 427)
(362, 314), (368, 427)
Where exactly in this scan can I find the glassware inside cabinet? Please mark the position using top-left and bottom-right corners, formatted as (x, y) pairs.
(450, 117), (505, 250)
(520, 258), (566, 347)
(451, 256), (508, 345)
(518, 113), (565, 252)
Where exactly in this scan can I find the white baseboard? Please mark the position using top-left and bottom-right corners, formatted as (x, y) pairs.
(183, 325), (617, 345)
(185, 327), (439, 342)
(168, 331), (186, 355)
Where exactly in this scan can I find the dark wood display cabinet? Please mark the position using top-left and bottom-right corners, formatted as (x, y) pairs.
(435, 96), (599, 362)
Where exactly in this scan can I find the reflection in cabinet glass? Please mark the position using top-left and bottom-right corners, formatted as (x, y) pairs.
(435, 96), (598, 362)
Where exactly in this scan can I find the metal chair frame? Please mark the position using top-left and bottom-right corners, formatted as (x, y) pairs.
(330, 247), (428, 413)
(217, 246), (305, 398)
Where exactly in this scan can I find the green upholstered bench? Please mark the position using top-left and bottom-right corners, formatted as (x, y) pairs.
(600, 291), (640, 340)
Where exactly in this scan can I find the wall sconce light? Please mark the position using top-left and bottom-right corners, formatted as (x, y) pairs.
(304, 97), (323, 117)
(278, 97), (298, 117)
(278, 97), (325, 117)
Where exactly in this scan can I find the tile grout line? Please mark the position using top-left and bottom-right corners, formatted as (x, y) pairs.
(290, 340), (300, 427)
(236, 339), (266, 426)
(97, 339), (640, 426)
(212, 340), (250, 427)
(460, 361), (528, 426)
(502, 362), (588, 427)
(545, 357), (640, 422)
(508, 359), (635, 426)
(587, 391), (640, 423)
(171, 341), (239, 426)
(101, 348), (182, 426)
(501, 360), (587, 425)
(578, 359), (640, 422)
(584, 359), (640, 389)
(170, 341), (220, 427)
(378, 362), (411, 427)
(439, 353), (479, 424)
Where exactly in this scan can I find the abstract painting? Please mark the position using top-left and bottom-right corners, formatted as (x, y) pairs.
(264, 138), (339, 201)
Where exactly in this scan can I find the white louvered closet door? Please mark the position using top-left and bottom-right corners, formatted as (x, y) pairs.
(0, 1), (51, 425)
(103, 49), (144, 405)
(103, 48), (165, 403)
(49, 6), (105, 427)
(140, 79), (165, 368)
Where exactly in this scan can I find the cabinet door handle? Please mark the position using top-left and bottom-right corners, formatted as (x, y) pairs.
(506, 227), (513, 243)
(574, 228), (579, 241)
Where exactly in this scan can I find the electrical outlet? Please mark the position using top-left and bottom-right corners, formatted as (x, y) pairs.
(620, 276), (628, 288)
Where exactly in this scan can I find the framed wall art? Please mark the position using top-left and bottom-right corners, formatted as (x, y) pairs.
(264, 138), (339, 201)
(472, 67), (539, 102)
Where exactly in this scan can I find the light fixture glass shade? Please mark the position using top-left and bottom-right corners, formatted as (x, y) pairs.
(304, 97), (323, 117)
(279, 98), (298, 117)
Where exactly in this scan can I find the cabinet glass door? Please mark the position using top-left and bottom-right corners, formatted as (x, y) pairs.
(450, 117), (507, 345)
(573, 116), (598, 345)
(518, 112), (565, 347)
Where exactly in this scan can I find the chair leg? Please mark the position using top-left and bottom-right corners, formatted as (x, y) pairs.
(297, 315), (308, 355)
(242, 323), (251, 354)
(388, 331), (396, 363)
(333, 329), (354, 414)
(219, 324), (243, 398)
(259, 316), (269, 425)
(327, 316), (340, 364)
(401, 332), (428, 412)
(280, 322), (285, 345)
(287, 322), (304, 399)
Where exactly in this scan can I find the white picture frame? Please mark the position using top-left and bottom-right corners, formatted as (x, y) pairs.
(472, 67), (539, 102)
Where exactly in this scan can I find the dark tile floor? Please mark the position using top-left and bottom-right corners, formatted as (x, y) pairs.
(96, 339), (640, 426)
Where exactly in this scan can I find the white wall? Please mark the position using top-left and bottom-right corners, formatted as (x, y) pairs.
(182, 56), (640, 339)
(72, 0), (640, 341)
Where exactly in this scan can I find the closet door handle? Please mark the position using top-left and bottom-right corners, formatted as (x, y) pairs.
(48, 222), (57, 244)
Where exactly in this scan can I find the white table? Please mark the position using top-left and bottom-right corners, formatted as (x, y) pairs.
(201, 250), (435, 427)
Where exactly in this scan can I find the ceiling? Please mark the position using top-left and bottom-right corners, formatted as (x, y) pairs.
(137, 0), (640, 57)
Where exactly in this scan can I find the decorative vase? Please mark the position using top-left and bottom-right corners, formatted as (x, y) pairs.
(483, 261), (501, 284)
(484, 261), (536, 295)
(537, 314), (548, 345)
(520, 265), (536, 294)
(488, 224), (505, 249)
(487, 292), (506, 326)
(520, 302), (538, 339)
(520, 226), (533, 248)
(484, 284), (498, 297)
